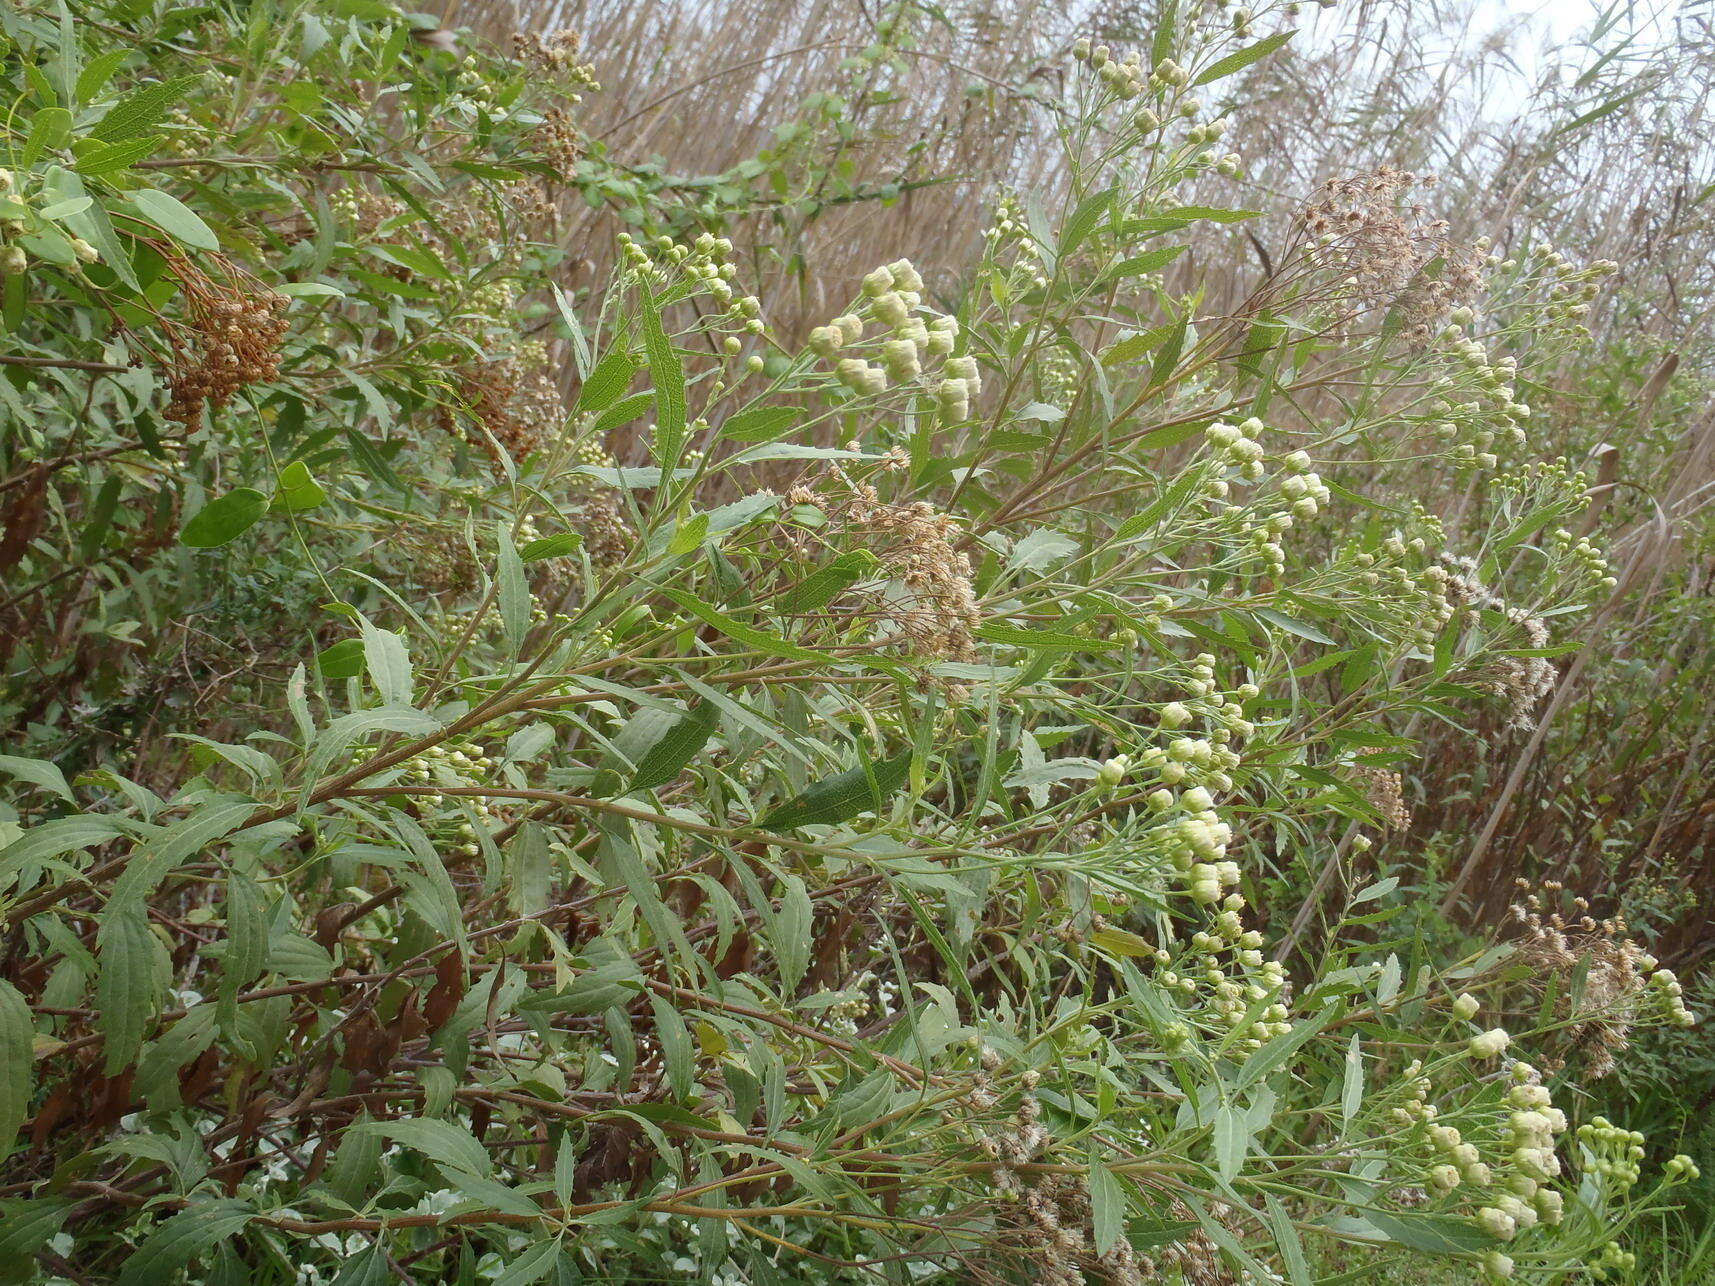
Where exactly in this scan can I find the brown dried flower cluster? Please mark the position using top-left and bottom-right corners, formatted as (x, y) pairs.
(1301, 167), (1484, 337)
(534, 106), (582, 177)
(1508, 880), (1656, 1078)
(1349, 764), (1412, 831)
(447, 350), (563, 464)
(965, 1053), (1146, 1286)
(513, 29), (587, 74)
(161, 254), (289, 425)
(793, 463), (980, 661)
(1441, 554), (1556, 728)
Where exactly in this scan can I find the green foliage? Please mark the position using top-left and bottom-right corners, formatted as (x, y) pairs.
(0, 2), (1705, 1285)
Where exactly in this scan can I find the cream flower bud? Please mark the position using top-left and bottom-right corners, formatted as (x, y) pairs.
(1452, 993), (1479, 1020)
(1468, 1028), (1510, 1058)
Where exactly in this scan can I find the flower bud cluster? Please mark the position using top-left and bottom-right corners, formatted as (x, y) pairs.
(1071, 40), (1149, 99)
(1577, 1116), (1646, 1189)
(361, 740), (498, 858)
(807, 260), (975, 419)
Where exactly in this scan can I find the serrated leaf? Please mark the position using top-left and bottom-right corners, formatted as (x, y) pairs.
(642, 287), (687, 474)
(0, 981), (33, 1153)
(357, 615), (412, 707)
(359, 1118), (492, 1178)
(1089, 1160), (1126, 1255)
(1341, 1033), (1363, 1129)
(1213, 1103), (1247, 1181)
(1193, 30), (1295, 85)
(779, 550), (879, 614)
(75, 134), (162, 176)
(90, 75), (198, 142)
(760, 752), (911, 830)
(629, 701), (719, 792)
(575, 350), (637, 413)
(0, 754), (73, 804)
(97, 899), (166, 1072)
(115, 1200), (254, 1286)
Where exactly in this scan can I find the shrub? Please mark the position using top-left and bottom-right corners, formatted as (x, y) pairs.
(0, 2), (1702, 1283)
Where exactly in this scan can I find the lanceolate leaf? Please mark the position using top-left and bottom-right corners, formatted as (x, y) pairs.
(1193, 30), (1296, 85)
(0, 981), (33, 1153)
(115, 1200), (256, 1286)
(760, 752), (911, 830)
(642, 287), (687, 475)
(97, 899), (166, 1073)
(629, 700), (720, 792)
(778, 550), (879, 615)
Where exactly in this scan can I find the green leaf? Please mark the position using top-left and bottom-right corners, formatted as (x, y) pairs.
(359, 1118), (492, 1178)
(97, 899), (166, 1073)
(1193, 30), (1295, 85)
(0, 754), (73, 804)
(771, 872), (812, 992)
(0, 1198), (73, 1262)
(491, 1237), (562, 1286)
(651, 997), (695, 1102)
(975, 622), (1118, 652)
(520, 532), (582, 562)
(721, 405), (800, 443)
(317, 638), (365, 680)
(630, 701), (719, 792)
(23, 108), (73, 167)
(1341, 1033), (1363, 1130)
(180, 488), (268, 547)
(1362, 1210), (1495, 1254)
(1160, 205), (1263, 224)
(575, 350), (637, 414)
(126, 187), (221, 251)
(0, 981), (33, 1154)
(498, 525), (530, 655)
(1089, 1159), (1126, 1255)
(76, 50), (133, 104)
(75, 135), (165, 176)
(660, 588), (827, 665)
(1103, 326), (1174, 367)
(79, 474), (123, 560)
(1213, 1103), (1247, 1181)
(1059, 186), (1114, 256)
(1266, 1195), (1312, 1286)
(274, 461), (326, 512)
(90, 75), (198, 142)
(1104, 245), (1187, 282)
(760, 752), (911, 830)
(357, 615), (412, 707)
(1255, 606), (1334, 646)
(115, 1200), (255, 1286)
(642, 287), (687, 474)
(779, 550), (879, 614)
